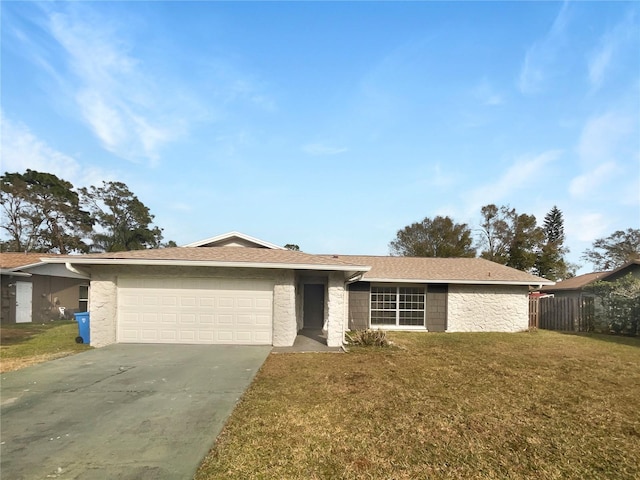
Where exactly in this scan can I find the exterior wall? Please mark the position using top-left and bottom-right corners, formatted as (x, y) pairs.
(426, 285), (447, 332)
(347, 282), (370, 330)
(90, 271), (118, 347)
(0, 274), (85, 324)
(447, 284), (529, 332)
(272, 270), (297, 347)
(0, 276), (22, 323)
(326, 272), (346, 347)
(87, 265), (298, 347)
(31, 275), (87, 322)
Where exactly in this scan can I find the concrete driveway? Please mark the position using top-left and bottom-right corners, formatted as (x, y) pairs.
(0, 344), (271, 480)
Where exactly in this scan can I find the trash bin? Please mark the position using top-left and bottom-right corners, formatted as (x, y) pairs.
(74, 312), (90, 344)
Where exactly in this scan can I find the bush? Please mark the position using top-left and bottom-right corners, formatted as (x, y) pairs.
(345, 329), (391, 347)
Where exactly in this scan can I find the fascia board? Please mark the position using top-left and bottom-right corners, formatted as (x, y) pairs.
(44, 257), (372, 272)
(365, 277), (556, 286)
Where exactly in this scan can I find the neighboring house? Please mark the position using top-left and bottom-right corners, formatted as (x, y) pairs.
(540, 260), (640, 299)
(0, 253), (90, 324)
(42, 231), (553, 348)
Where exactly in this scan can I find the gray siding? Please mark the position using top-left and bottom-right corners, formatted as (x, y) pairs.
(348, 282), (370, 330)
(426, 284), (447, 332)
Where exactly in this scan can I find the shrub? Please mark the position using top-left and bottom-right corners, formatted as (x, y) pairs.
(345, 329), (391, 347)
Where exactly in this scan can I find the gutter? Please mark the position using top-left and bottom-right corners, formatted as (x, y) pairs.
(45, 257), (372, 273)
(364, 277), (556, 287)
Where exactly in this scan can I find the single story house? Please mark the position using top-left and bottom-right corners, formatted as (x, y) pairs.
(42, 232), (553, 348)
(540, 259), (640, 299)
(0, 252), (90, 324)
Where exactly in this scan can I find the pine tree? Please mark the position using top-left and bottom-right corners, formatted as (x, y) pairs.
(535, 206), (571, 280)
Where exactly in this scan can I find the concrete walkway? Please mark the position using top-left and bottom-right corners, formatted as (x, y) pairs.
(0, 344), (270, 480)
(272, 329), (343, 353)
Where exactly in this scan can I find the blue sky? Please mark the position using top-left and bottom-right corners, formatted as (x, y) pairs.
(2, 1), (639, 273)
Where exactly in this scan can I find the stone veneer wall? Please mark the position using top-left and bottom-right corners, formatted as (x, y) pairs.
(447, 284), (529, 332)
(272, 270), (297, 347)
(87, 265), (298, 347)
(326, 272), (346, 347)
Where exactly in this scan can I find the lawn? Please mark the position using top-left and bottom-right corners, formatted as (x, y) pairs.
(196, 330), (640, 480)
(0, 321), (91, 373)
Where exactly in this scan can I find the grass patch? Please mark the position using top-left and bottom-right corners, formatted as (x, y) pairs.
(196, 330), (640, 480)
(0, 321), (91, 373)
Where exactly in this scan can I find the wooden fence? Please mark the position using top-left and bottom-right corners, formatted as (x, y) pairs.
(529, 296), (595, 332)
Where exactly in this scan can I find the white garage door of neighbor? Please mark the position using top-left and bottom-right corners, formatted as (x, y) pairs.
(117, 277), (274, 345)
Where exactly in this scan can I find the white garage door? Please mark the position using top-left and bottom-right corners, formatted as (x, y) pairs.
(117, 277), (274, 345)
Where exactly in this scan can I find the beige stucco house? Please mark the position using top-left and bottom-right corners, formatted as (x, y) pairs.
(43, 232), (553, 348)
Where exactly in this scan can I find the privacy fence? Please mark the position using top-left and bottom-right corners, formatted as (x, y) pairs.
(529, 296), (595, 332)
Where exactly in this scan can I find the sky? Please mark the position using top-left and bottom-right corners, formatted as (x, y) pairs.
(1, 1), (639, 274)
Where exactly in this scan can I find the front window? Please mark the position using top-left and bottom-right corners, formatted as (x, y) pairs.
(371, 286), (425, 327)
(79, 285), (89, 312)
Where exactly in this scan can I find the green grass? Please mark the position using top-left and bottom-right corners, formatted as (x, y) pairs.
(0, 321), (91, 372)
(196, 330), (640, 480)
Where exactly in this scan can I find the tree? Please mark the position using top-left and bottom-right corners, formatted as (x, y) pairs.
(284, 244), (300, 251)
(585, 273), (640, 335)
(534, 206), (573, 280)
(0, 170), (92, 253)
(80, 181), (163, 252)
(389, 215), (476, 258)
(477, 204), (543, 272)
(582, 228), (640, 271)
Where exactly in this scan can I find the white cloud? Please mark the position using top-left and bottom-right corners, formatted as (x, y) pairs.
(587, 10), (638, 90)
(518, 2), (570, 94)
(577, 111), (634, 165)
(0, 113), (112, 188)
(45, 8), (188, 164)
(302, 143), (348, 156)
(566, 212), (610, 242)
(466, 149), (563, 214)
(569, 162), (617, 198)
(473, 78), (504, 106)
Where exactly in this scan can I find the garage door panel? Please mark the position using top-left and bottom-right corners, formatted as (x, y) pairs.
(117, 277), (273, 345)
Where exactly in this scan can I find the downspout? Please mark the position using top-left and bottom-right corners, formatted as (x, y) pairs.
(65, 263), (90, 278)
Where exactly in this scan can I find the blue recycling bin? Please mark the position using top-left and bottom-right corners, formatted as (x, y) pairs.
(74, 312), (90, 344)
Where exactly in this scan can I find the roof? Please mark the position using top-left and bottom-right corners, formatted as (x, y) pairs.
(183, 231), (286, 249)
(541, 259), (640, 292)
(540, 271), (608, 291)
(43, 247), (371, 274)
(0, 252), (59, 270)
(330, 255), (553, 286)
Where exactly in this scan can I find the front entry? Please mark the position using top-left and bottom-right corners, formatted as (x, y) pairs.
(303, 284), (325, 329)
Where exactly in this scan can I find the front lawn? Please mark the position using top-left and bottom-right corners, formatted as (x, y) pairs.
(0, 321), (91, 373)
(196, 330), (640, 480)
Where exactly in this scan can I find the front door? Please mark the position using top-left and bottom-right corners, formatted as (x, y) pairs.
(15, 281), (33, 323)
(303, 284), (324, 329)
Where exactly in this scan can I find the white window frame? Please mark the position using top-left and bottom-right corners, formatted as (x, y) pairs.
(79, 285), (90, 312)
(370, 285), (426, 329)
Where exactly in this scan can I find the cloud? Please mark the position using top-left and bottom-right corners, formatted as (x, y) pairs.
(473, 78), (504, 106)
(302, 143), (348, 156)
(577, 111), (633, 165)
(0, 112), (112, 188)
(518, 2), (570, 94)
(569, 162), (617, 198)
(587, 10), (638, 90)
(44, 7), (191, 164)
(466, 149), (563, 214)
(567, 212), (610, 242)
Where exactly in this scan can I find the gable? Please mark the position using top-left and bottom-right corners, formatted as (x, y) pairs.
(182, 231), (286, 249)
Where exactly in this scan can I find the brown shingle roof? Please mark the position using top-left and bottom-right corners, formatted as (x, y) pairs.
(0, 252), (59, 269)
(540, 271), (607, 291)
(47, 247), (370, 268)
(334, 255), (551, 284)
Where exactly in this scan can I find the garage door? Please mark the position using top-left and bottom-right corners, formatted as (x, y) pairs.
(117, 277), (273, 345)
